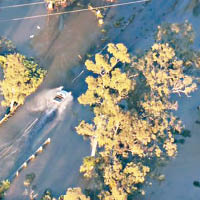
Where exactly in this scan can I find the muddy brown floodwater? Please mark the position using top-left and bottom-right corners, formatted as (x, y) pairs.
(0, 0), (200, 199)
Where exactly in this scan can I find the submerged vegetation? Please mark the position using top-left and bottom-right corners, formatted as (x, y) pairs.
(0, 37), (15, 54)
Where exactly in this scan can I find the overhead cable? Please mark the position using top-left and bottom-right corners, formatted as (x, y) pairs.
(0, 0), (150, 22)
(0, 1), (45, 9)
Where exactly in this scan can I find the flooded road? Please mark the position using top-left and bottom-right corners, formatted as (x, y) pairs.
(0, 0), (200, 199)
(143, 87), (200, 200)
(0, 1), (100, 199)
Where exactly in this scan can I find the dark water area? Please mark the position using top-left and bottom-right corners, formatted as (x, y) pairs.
(0, 0), (200, 199)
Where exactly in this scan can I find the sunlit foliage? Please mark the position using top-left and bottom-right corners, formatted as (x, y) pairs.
(64, 188), (90, 200)
(0, 53), (46, 110)
(74, 37), (196, 199)
(0, 180), (10, 199)
(131, 42), (197, 158)
(76, 43), (150, 199)
(155, 21), (200, 68)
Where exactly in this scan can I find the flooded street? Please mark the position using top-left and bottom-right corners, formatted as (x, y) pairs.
(0, 1), (100, 199)
(143, 87), (200, 200)
(0, 0), (200, 199)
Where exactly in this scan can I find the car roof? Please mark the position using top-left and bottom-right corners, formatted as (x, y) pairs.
(56, 90), (68, 97)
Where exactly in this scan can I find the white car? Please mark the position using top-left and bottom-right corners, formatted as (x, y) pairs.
(53, 90), (70, 104)
(45, 87), (73, 115)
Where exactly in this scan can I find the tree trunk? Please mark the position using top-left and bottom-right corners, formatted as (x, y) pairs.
(10, 100), (15, 112)
(91, 136), (98, 157)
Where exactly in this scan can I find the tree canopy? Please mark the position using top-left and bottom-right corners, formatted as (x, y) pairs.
(0, 53), (46, 109)
(64, 188), (90, 200)
(63, 22), (198, 200)
(0, 180), (10, 199)
(74, 39), (197, 199)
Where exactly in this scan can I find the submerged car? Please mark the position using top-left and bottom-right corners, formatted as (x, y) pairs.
(53, 90), (70, 104)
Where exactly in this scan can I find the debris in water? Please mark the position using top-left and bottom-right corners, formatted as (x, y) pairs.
(157, 174), (165, 182)
(30, 35), (34, 38)
(37, 25), (40, 30)
(41, 189), (54, 200)
(98, 19), (104, 26)
(195, 120), (200, 124)
(88, 4), (104, 26)
(193, 181), (200, 187)
(78, 54), (82, 60)
(24, 173), (36, 187)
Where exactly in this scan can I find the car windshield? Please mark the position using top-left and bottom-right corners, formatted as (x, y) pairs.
(54, 95), (63, 102)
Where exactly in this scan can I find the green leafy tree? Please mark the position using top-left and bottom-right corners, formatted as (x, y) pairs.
(155, 21), (200, 68)
(0, 180), (10, 199)
(74, 38), (196, 199)
(0, 53), (46, 110)
(62, 22), (198, 200)
(76, 44), (151, 199)
(64, 188), (90, 200)
(131, 42), (196, 158)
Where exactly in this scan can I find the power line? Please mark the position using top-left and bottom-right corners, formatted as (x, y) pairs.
(0, 0), (150, 22)
(0, 1), (45, 9)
